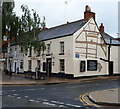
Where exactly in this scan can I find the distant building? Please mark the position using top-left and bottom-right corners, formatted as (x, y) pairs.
(8, 5), (120, 78)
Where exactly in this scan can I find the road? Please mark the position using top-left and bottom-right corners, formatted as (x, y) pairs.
(2, 77), (119, 108)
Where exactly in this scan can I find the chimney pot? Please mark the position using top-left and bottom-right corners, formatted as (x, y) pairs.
(99, 23), (104, 33)
(84, 5), (95, 21)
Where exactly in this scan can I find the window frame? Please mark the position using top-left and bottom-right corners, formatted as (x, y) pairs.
(59, 42), (64, 55)
(28, 60), (32, 71)
(59, 59), (65, 72)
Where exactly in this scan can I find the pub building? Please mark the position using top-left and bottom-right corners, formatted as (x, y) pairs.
(9, 5), (120, 78)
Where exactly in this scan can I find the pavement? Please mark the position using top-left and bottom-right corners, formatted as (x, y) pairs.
(0, 71), (120, 107)
(88, 88), (120, 106)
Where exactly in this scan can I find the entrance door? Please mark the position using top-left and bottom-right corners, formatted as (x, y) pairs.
(46, 58), (52, 77)
(14, 62), (16, 73)
(109, 61), (113, 76)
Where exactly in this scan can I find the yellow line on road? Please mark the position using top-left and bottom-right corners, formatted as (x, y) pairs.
(79, 92), (96, 106)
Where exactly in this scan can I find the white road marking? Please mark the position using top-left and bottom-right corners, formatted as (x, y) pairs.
(28, 99), (35, 102)
(43, 102), (56, 106)
(59, 105), (66, 107)
(7, 95), (14, 97)
(43, 99), (48, 101)
(51, 101), (64, 105)
(17, 97), (21, 99)
(13, 94), (18, 96)
(66, 103), (81, 107)
(11, 90), (16, 92)
(34, 100), (39, 103)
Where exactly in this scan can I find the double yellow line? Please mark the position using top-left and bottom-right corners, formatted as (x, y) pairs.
(79, 92), (95, 106)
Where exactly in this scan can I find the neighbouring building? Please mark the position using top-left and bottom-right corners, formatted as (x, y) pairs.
(8, 5), (120, 78)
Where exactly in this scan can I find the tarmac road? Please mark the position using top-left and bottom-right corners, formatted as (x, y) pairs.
(2, 77), (119, 108)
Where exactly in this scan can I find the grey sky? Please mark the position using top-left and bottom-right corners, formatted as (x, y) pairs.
(14, 0), (119, 38)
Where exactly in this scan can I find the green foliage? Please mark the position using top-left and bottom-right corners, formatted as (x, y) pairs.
(19, 4), (46, 55)
(2, 2), (21, 40)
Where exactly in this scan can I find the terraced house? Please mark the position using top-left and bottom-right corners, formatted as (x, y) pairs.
(8, 5), (120, 78)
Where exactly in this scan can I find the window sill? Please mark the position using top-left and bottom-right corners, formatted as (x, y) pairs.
(59, 53), (64, 55)
(46, 54), (51, 56)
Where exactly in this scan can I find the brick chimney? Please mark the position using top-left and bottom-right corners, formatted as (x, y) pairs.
(84, 5), (95, 21)
(99, 23), (104, 33)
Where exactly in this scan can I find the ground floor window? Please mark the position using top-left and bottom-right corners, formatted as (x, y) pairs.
(59, 59), (65, 72)
(37, 60), (41, 70)
(43, 62), (46, 71)
(28, 60), (32, 71)
(20, 61), (23, 69)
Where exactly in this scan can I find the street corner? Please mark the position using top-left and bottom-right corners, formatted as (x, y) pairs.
(88, 88), (120, 107)
(79, 92), (101, 107)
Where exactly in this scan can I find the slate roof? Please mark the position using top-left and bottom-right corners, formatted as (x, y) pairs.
(38, 19), (87, 41)
(102, 32), (120, 46)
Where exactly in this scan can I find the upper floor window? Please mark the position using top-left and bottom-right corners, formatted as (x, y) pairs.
(60, 42), (64, 55)
(47, 44), (50, 54)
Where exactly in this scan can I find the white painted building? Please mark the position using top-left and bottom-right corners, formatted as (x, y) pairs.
(8, 5), (120, 78)
(7, 44), (24, 73)
(23, 5), (120, 78)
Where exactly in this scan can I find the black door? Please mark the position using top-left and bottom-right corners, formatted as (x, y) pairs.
(109, 61), (113, 76)
(46, 58), (52, 77)
(14, 62), (16, 73)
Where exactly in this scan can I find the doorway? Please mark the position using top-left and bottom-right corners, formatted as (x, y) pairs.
(46, 58), (52, 77)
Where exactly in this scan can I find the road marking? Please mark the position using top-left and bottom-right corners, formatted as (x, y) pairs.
(43, 99), (48, 101)
(66, 103), (81, 107)
(34, 100), (39, 103)
(43, 102), (56, 106)
(17, 97), (21, 99)
(59, 105), (66, 107)
(79, 92), (95, 106)
(51, 101), (64, 105)
(13, 94), (18, 96)
(29, 99), (35, 102)
(7, 95), (14, 97)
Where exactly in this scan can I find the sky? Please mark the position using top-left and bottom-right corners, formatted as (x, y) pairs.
(14, 0), (119, 38)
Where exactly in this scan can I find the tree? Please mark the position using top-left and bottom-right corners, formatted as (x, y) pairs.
(2, 1), (20, 41)
(20, 5), (46, 56)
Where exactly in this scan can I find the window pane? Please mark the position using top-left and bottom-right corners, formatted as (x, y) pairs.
(60, 59), (65, 72)
(28, 60), (32, 71)
(60, 42), (64, 53)
(37, 60), (41, 70)
(43, 62), (46, 71)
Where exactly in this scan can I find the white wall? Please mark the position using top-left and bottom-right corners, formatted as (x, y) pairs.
(73, 18), (108, 77)
(110, 46), (119, 74)
(24, 35), (74, 75)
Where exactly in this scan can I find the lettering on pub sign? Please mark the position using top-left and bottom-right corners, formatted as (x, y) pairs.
(87, 60), (98, 71)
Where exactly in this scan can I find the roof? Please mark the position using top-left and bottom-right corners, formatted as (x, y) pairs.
(102, 32), (120, 46)
(38, 19), (87, 41)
